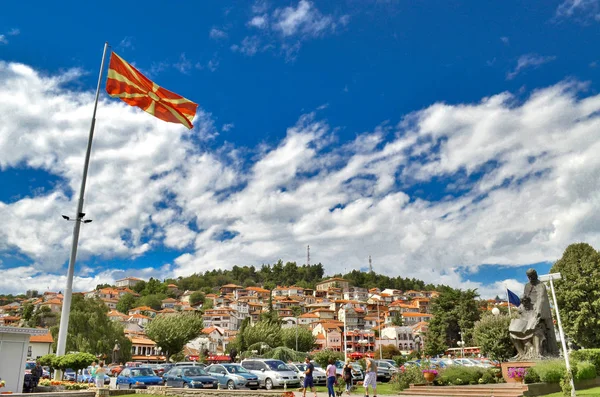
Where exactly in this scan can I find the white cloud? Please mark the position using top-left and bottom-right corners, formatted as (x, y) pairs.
(222, 123), (235, 132)
(8, 28), (20, 36)
(209, 28), (228, 40)
(118, 36), (134, 50)
(0, 35), (6, 44)
(500, 36), (509, 45)
(507, 53), (557, 80)
(556, 0), (600, 20)
(233, 0), (348, 59)
(249, 15), (269, 29)
(174, 53), (192, 74)
(3, 62), (600, 298)
(231, 36), (261, 56)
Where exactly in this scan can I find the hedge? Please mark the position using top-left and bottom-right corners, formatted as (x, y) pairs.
(534, 359), (566, 383)
(571, 349), (600, 375)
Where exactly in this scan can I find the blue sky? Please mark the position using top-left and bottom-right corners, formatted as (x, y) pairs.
(1, 0), (600, 297)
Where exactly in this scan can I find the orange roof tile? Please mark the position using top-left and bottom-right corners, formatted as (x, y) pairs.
(30, 332), (54, 343)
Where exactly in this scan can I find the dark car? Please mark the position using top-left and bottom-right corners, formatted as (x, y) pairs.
(205, 363), (260, 390)
(162, 366), (218, 389)
(116, 366), (164, 389)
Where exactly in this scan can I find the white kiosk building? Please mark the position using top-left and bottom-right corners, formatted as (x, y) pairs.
(0, 326), (48, 393)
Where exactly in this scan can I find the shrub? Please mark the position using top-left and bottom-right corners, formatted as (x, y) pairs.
(535, 359), (566, 383)
(524, 367), (541, 384)
(571, 349), (600, 375)
(480, 369), (497, 384)
(438, 366), (484, 386)
(574, 360), (596, 381)
(393, 355), (406, 366)
(313, 350), (344, 369)
(390, 366), (425, 391)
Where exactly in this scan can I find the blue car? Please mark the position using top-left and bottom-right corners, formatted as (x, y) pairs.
(205, 364), (260, 390)
(162, 366), (218, 389)
(80, 367), (110, 385)
(117, 366), (164, 389)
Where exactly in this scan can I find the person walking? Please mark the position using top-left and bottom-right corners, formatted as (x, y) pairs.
(326, 359), (337, 397)
(95, 362), (107, 389)
(364, 357), (378, 397)
(302, 357), (317, 397)
(33, 361), (44, 389)
(343, 359), (353, 396)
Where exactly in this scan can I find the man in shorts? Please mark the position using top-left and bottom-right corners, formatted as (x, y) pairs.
(364, 357), (378, 397)
(302, 357), (317, 397)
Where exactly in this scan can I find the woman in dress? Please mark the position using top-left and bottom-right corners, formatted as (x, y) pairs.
(95, 362), (107, 389)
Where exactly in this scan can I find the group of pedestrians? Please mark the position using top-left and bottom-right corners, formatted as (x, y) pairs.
(300, 356), (378, 397)
(89, 361), (108, 388)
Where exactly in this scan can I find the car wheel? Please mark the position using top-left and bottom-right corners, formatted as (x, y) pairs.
(127, 383), (132, 390)
(265, 378), (273, 390)
(227, 380), (235, 390)
(183, 383), (190, 389)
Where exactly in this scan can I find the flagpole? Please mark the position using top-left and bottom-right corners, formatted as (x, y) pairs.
(55, 42), (109, 370)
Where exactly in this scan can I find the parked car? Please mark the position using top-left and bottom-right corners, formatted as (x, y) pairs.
(116, 366), (164, 389)
(240, 359), (300, 390)
(375, 360), (398, 381)
(63, 368), (77, 382)
(173, 361), (206, 369)
(108, 364), (124, 376)
(334, 361), (364, 381)
(162, 366), (218, 389)
(24, 361), (36, 375)
(80, 367), (110, 385)
(288, 362), (327, 385)
(205, 363), (260, 390)
(146, 364), (172, 377)
(452, 358), (477, 367)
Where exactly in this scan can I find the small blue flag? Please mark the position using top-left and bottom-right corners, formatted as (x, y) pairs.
(507, 288), (521, 307)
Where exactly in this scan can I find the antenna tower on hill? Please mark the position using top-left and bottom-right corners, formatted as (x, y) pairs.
(307, 245), (310, 266)
(369, 255), (373, 273)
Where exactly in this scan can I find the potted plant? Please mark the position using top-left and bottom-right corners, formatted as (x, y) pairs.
(422, 369), (439, 383)
(507, 367), (527, 383)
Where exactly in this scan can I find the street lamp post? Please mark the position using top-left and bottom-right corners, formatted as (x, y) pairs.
(539, 272), (575, 397)
(414, 335), (422, 356)
(457, 332), (465, 357)
(343, 303), (353, 362)
(295, 317), (299, 351)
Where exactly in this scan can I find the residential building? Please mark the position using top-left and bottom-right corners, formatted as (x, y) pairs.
(27, 331), (54, 359)
(298, 312), (319, 327)
(219, 284), (243, 295)
(115, 277), (144, 289)
(202, 307), (238, 330)
(161, 298), (178, 309)
(344, 287), (369, 301)
(316, 278), (349, 292)
(129, 335), (165, 362)
(401, 312), (432, 325)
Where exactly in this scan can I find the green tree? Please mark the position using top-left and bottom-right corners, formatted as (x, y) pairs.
(290, 305), (303, 317)
(22, 303), (34, 322)
(424, 288), (480, 356)
(391, 315), (403, 326)
(313, 350), (344, 369)
(473, 313), (515, 361)
(116, 293), (137, 314)
(137, 294), (164, 311)
(551, 243), (600, 348)
(200, 299), (213, 313)
(381, 345), (402, 359)
(281, 327), (316, 352)
(242, 321), (282, 349)
(145, 313), (203, 360)
(49, 295), (131, 362)
(188, 291), (205, 307)
(142, 278), (168, 296)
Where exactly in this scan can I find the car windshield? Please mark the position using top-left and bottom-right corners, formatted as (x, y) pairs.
(182, 367), (207, 376)
(295, 364), (307, 371)
(25, 362), (36, 370)
(351, 364), (361, 370)
(224, 365), (248, 374)
(131, 368), (156, 376)
(264, 360), (292, 371)
(378, 362), (390, 368)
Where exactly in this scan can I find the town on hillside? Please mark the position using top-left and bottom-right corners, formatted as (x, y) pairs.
(0, 273), (508, 363)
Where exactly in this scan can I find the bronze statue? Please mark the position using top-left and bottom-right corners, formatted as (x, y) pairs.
(509, 269), (559, 360)
(112, 340), (121, 364)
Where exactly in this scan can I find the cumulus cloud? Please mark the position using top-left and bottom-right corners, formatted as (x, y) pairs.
(556, 0), (600, 20)
(209, 28), (228, 40)
(507, 53), (557, 80)
(2, 62), (600, 299)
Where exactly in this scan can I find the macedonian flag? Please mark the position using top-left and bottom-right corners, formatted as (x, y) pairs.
(106, 52), (198, 129)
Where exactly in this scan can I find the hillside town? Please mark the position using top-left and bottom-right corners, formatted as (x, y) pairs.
(0, 275), (487, 363)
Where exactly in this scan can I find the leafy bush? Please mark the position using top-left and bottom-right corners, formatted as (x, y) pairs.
(574, 360), (596, 381)
(437, 366), (483, 386)
(393, 355), (406, 366)
(524, 367), (541, 384)
(263, 346), (307, 363)
(313, 350), (344, 369)
(480, 370), (497, 384)
(390, 366), (425, 391)
(535, 359), (566, 383)
(571, 349), (600, 375)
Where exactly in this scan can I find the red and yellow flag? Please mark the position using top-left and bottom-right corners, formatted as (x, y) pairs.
(105, 52), (198, 129)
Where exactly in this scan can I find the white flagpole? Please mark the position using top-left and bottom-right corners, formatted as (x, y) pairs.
(55, 42), (110, 371)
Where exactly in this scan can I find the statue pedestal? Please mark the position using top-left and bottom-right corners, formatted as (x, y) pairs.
(501, 361), (536, 383)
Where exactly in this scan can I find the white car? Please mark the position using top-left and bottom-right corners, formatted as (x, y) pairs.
(452, 358), (477, 367)
(240, 359), (300, 390)
(288, 362), (327, 385)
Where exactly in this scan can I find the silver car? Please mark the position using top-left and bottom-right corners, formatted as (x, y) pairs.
(240, 359), (300, 390)
(289, 362), (327, 385)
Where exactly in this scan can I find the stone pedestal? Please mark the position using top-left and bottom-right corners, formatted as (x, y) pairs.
(501, 361), (536, 383)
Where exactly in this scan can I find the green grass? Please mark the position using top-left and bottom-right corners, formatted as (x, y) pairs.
(542, 386), (600, 396)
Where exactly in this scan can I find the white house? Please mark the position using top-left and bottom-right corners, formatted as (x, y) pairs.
(27, 331), (54, 360)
